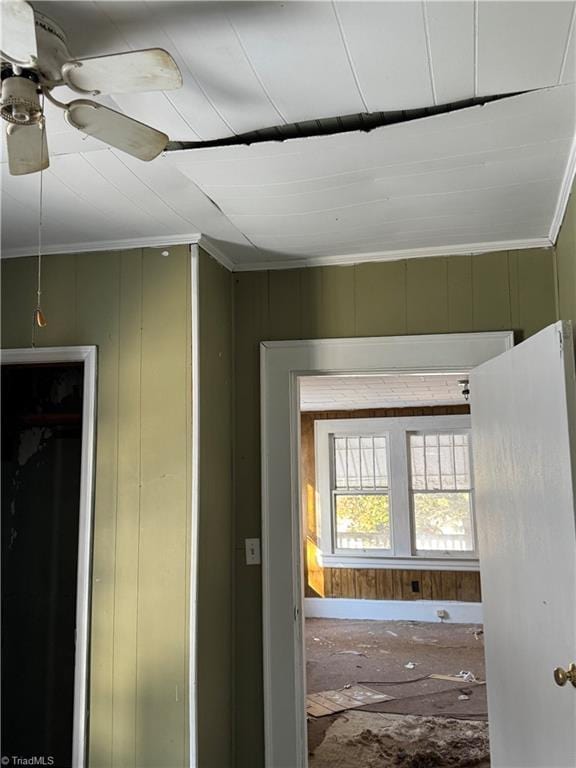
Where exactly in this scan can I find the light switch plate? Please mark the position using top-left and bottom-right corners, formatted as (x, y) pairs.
(245, 538), (261, 565)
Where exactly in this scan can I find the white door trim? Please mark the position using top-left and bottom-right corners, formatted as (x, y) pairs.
(1, 345), (97, 768)
(189, 244), (200, 767)
(260, 331), (513, 768)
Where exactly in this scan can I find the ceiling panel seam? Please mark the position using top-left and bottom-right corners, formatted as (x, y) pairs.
(230, 203), (553, 233)
(42, 164), (136, 234)
(558, 2), (576, 84)
(226, 177), (560, 220)
(96, 3), (202, 138)
(109, 151), (202, 230)
(224, 13), (288, 125)
(191, 135), (571, 190)
(331, 1), (370, 113)
(421, 0), (438, 106)
(80, 153), (175, 234)
(155, 27), (237, 137)
(473, 0), (479, 98)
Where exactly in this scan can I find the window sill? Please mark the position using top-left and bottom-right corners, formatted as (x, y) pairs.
(319, 554), (479, 571)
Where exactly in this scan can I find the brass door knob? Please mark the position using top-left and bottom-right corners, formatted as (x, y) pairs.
(553, 663), (576, 687)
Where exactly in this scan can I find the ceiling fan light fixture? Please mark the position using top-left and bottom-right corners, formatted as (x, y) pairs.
(0, 73), (42, 125)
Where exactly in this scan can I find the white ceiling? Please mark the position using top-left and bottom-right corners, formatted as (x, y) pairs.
(1, 1), (575, 268)
(299, 374), (467, 412)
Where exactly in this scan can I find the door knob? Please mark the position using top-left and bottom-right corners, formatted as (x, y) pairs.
(553, 663), (576, 687)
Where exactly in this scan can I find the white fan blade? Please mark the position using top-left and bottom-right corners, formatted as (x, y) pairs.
(6, 123), (49, 176)
(65, 100), (168, 161)
(0, 0), (37, 68)
(63, 49), (182, 96)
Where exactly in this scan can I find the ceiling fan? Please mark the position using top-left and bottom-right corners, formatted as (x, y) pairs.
(0, 0), (183, 175)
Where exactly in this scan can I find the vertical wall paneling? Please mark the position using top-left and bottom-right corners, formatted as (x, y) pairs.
(112, 250), (143, 767)
(267, 269), (302, 340)
(300, 267), (324, 339)
(471, 252), (511, 331)
(233, 247), (558, 768)
(1, 256), (38, 348)
(198, 251), (234, 768)
(406, 257), (449, 334)
(232, 270), (267, 767)
(137, 248), (188, 767)
(317, 265), (356, 338)
(447, 255), (474, 332)
(354, 261), (407, 337)
(38, 253), (78, 347)
(514, 249), (558, 339)
(76, 251), (121, 768)
(1, 246), (192, 768)
(555, 185), (576, 322)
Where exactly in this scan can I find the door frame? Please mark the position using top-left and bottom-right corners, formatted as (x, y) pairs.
(260, 331), (513, 768)
(1, 345), (97, 768)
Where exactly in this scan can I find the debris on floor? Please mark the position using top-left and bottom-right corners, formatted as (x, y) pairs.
(309, 710), (490, 768)
(430, 674), (485, 685)
(306, 618), (489, 762)
(306, 684), (395, 717)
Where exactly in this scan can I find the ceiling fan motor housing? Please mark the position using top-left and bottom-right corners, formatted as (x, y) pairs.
(0, 70), (42, 125)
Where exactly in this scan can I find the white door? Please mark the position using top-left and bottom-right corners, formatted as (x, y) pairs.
(471, 321), (576, 768)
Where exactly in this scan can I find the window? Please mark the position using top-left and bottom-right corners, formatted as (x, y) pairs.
(315, 415), (477, 569)
(332, 436), (391, 551)
(409, 433), (474, 554)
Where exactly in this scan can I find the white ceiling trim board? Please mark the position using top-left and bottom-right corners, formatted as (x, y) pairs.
(1, 235), (553, 269)
(549, 132), (576, 245)
(232, 237), (552, 272)
(195, 236), (235, 272)
(1, 233), (203, 260)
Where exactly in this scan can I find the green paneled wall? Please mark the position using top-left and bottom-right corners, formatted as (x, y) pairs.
(1, 248), (192, 768)
(198, 251), (234, 768)
(555, 187), (576, 321)
(232, 248), (558, 768)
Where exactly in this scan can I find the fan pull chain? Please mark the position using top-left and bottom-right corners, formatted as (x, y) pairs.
(32, 94), (47, 346)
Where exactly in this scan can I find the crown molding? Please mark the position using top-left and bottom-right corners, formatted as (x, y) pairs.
(232, 237), (553, 271)
(549, 132), (576, 245)
(0, 232), (203, 259)
(1, 233), (554, 271)
(195, 236), (235, 271)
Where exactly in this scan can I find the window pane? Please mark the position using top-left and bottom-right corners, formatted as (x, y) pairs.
(332, 434), (388, 490)
(409, 433), (471, 491)
(360, 437), (375, 488)
(335, 494), (391, 549)
(413, 492), (474, 552)
(347, 437), (361, 488)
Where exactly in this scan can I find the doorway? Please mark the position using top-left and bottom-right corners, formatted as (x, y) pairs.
(299, 373), (488, 766)
(260, 331), (512, 767)
(1, 347), (96, 768)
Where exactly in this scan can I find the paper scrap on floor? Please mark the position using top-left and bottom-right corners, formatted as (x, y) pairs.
(306, 684), (395, 718)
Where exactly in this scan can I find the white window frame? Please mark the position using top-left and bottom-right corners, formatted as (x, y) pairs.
(316, 415), (477, 570)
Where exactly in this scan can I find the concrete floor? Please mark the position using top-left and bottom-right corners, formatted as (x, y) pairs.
(306, 617), (490, 767)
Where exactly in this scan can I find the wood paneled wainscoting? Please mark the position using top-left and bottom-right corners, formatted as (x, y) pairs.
(301, 405), (482, 604)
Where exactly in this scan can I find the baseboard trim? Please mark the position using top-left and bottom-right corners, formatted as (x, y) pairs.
(304, 597), (483, 624)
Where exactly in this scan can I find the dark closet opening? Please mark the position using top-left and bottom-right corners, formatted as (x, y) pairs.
(1, 362), (85, 768)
